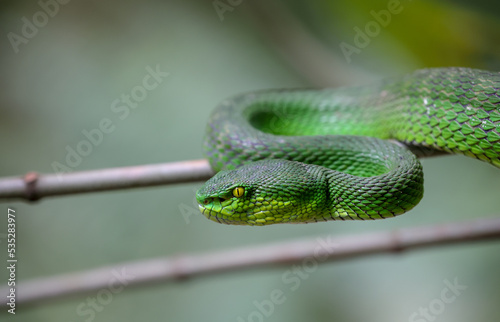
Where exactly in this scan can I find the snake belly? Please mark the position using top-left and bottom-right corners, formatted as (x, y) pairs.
(196, 68), (500, 225)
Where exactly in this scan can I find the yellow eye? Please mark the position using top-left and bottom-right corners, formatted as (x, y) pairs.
(232, 187), (245, 198)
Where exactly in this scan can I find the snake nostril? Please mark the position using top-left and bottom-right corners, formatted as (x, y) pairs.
(203, 198), (210, 205)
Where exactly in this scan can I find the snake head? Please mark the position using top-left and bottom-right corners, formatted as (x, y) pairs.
(196, 160), (328, 225)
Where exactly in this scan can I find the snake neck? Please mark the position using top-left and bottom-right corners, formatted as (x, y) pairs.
(323, 149), (424, 221)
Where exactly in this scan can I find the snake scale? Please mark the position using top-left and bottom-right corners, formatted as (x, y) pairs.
(196, 68), (500, 225)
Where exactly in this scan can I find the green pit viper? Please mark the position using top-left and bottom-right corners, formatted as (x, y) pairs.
(196, 68), (500, 226)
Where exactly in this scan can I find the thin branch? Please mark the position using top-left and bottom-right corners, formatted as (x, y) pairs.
(0, 159), (213, 202)
(3, 217), (499, 307)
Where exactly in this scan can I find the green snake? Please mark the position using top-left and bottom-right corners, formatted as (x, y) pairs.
(196, 68), (500, 226)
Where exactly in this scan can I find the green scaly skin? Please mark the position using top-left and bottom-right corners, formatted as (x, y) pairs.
(196, 68), (500, 226)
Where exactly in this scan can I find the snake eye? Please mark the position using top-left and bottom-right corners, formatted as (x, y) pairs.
(232, 187), (245, 198)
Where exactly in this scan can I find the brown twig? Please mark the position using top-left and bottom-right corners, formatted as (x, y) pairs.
(2, 217), (499, 307)
(0, 159), (213, 202)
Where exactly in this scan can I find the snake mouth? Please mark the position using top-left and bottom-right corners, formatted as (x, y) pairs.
(198, 204), (221, 223)
(198, 203), (282, 226)
(197, 204), (237, 225)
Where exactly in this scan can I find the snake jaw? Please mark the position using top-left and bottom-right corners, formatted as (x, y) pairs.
(198, 204), (224, 224)
(196, 191), (244, 224)
(198, 203), (278, 226)
(197, 191), (275, 225)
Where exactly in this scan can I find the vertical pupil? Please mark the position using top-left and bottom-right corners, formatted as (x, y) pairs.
(234, 187), (243, 197)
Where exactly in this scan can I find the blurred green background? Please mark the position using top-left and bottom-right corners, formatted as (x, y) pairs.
(1, 0), (500, 321)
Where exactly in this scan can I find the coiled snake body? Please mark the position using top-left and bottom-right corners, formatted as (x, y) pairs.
(196, 68), (500, 225)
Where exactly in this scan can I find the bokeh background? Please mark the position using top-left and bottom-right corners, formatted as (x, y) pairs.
(1, 0), (500, 321)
